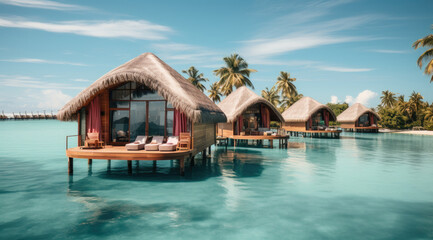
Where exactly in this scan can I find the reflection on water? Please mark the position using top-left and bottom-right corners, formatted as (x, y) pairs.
(1, 121), (433, 240)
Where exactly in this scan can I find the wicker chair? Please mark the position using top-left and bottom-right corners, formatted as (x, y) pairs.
(84, 132), (104, 149)
(177, 132), (191, 150)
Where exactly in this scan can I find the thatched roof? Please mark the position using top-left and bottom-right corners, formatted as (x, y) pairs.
(217, 86), (284, 123)
(282, 96), (336, 122)
(57, 53), (226, 123)
(337, 103), (380, 122)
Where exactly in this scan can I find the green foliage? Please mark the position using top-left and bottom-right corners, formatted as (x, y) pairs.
(412, 25), (433, 82)
(423, 120), (433, 130)
(182, 66), (208, 92)
(214, 54), (257, 95)
(261, 86), (280, 107)
(326, 103), (349, 116)
(378, 108), (407, 129)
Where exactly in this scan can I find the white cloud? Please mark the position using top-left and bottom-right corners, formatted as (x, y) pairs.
(241, 14), (378, 58)
(35, 89), (71, 110)
(330, 96), (339, 104)
(318, 66), (373, 72)
(345, 90), (378, 106)
(0, 75), (84, 89)
(0, 17), (172, 40)
(73, 78), (90, 82)
(1, 58), (86, 66)
(0, 0), (90, 11)
(371, 49), (408, 54)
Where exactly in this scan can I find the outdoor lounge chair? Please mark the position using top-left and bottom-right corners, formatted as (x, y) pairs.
(145, 136), (164, 151)
(125, 135), (147, 151)
(177, 132), (191, 150)
(159, 136), (179, 151)
(83, 132), (104, 149)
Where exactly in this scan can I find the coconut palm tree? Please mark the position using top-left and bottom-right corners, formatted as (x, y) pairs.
(214, 54), (257, 95)
(182, 66), (208, 92)
(424, 107), (433, 122)
(261, 86), (280, 107)
(380, 90), (397, 108)
(409, 91), (424, 114)
(275, 71), (298, 98)
(412, 25), (433, 82)
(280, 94), (303, 112)
(207, 82), (222, 103)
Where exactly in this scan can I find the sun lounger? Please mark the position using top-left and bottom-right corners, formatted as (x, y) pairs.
(159, 136), (179, 151)
(145, 136), (164, 151)
(125, 135), (147, 151)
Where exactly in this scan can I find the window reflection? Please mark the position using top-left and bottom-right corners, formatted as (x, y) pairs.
(110, 110), (129, 142)
(148, 101), (165, 136)
(130, 102), (147, 140)
(166, 110), (174, 136)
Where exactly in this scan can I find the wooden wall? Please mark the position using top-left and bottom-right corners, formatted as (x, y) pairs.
(282, 121), (306, 131)
(192, 123), (216, 155)
(340, 123), (355, 129)
(217, 122), (233, 137)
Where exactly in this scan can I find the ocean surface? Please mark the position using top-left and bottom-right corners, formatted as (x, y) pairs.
(0, 120), (432, 240)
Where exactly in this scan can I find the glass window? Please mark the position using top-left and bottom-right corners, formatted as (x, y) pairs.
(110, 90), (130, 100)
(166, 110), (174, 136)
(167, 101), (173, 109)
(131, 86), (164, 100)
(109, 101), (129, 109)
(130, 102), (147, 141)
(116, 82), (131, 90)
(148, 101), (166, 136)
(110, 110), (129, 142)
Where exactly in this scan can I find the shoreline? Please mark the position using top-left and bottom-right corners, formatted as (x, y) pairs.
(379, 129), (433, 136)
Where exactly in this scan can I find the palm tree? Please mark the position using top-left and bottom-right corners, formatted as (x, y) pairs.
(214, 54), (257, 95)
(182, 66), (208, 92)
(380, 90), (396, 108)
(409, 91), (424, 114)
(424, 107), (433, 122)
(412, 25), (433, 82)
(207, 82), (222, 103)
(275, 71), (298, 98)
(261, 86), (280, 107)
(280, 94), (303, 112)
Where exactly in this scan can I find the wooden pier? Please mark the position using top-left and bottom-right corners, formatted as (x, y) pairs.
(227, 135), (290, 148)
(1, 110), (57, 120)
(66, 146), (192, 176)
(288, 130), (341, 138)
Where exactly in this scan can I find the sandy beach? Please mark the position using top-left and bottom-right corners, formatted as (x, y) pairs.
(380, 129), (433, 136)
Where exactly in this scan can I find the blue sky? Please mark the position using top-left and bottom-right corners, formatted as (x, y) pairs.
(0, 0), (432, 113)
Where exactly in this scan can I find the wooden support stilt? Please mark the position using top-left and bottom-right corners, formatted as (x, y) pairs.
(68, 157), (73, 174)
(88, 159), (92, 165)
(107, 159), (111, 171)
(190, 156), (195, 166)
(153, 160), (157, 171)
(202, 150), (207, 160)
(179, 158), (185, 176)
(127, 160), (132, 174)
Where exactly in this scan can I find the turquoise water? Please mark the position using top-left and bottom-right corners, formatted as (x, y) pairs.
(0, 120), (432, 240)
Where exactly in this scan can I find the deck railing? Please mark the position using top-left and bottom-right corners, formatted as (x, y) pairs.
(66, 135), (80, 150)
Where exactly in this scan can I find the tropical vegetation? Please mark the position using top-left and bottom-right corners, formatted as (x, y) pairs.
(261, 86), (280, 107)
(214, 54), (257, 96)
(182, 66), (208, 92)
(412, 25), (433, 82)
(207, 82), (222, 103)
(378, 91), (433, 130)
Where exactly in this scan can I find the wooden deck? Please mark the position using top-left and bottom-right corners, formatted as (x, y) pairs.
(66, 146), (191, 175)
(343, 126), (379, 133)
(288, 130), (342, 138)
(227, 135), (290, 148)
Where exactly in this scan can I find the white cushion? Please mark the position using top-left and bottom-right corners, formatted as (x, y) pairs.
(145, 144), (160, 151)
(159, 143), (177, 151)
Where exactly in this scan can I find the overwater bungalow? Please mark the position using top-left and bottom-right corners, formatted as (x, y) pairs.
(57, 53), (226, 175)
(217, 86), (289, 148)
(337, 103), (380, 132)
(282, 97), (341, 138)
